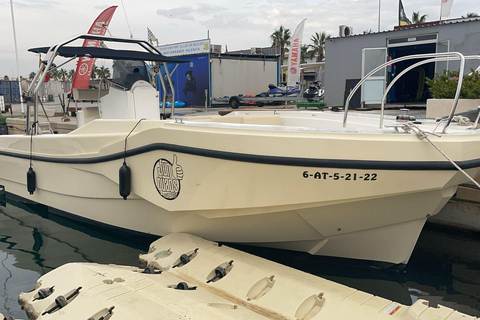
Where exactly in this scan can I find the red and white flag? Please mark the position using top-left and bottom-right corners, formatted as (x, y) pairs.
(71, 6), (117, 89)
(286, 18), (306, 88)
(440, 0), (454, 18)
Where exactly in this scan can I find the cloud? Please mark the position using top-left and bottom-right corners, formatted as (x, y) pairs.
(157, 3), (227, 21)
(202, 12), (261, 30)
(9, 0), (60, 10)
(1, 0), (479, 77)
(157, 7), (195, 20)
(93, 4), (113, 10)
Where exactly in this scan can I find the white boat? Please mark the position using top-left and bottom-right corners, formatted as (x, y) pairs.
(11, 233), (479, 320)
(1, 35), (480, 266)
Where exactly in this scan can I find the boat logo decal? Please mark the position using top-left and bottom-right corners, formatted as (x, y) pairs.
(153, 154), (184, 200)
(78, 63), (89, 76)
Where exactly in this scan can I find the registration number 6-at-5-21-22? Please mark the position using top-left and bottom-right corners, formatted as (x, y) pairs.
(303, 171), (378, 181)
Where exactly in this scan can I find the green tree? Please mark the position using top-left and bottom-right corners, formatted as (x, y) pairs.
(3, 75), (9, 81)
(308, 31), (331, 62)
(90, 65), (99, 79)
(462, 12), (479, 18)
(29, 72), (36, 80)
(412, 11), (427, 24)
(300, 44), (311, 64)
(426, 69), (480, 99)
(270, 26), (291, 65)
(96, 66), (111, 79)
(50, 69), (59, 81)
(67, 69), (75, 81)
(58, 68), (68, 82)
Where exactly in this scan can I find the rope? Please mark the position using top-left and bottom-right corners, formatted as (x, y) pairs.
(29, 121), (38, 169)
(406, 123), (480, 189)
(124, 118), (145, 164)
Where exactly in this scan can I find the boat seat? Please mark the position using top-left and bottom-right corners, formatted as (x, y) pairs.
(211, 116), (244, 123)
(184, 116), (213, 122)
(183, 116), (243, 124)
(241, 115), (281, 125)
(211, 115), (281, 125)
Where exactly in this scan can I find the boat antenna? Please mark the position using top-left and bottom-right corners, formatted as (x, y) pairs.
(120, 0), (134, 39)
(9, 0), (24, 115)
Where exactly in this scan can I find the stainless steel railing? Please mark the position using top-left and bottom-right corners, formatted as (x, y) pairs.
(380, 54), (480, 132)
(344, 52), (470, 132)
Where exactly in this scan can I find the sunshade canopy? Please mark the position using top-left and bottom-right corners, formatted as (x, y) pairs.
(28, 34), (186, 63)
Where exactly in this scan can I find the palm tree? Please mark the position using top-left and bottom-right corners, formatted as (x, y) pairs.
(58, 68), (68, 82)
(308, 31), (331, 62)
(50, 69), (60, 81)
(67, 69), (75, 81)
(90, 65), (99, 79)
(270, 26), (291, 65)
(300, 45), (310, 64)
(411, 11), (427, 24)
(96, 66), (111, 80)
(462, 12), (479, 18)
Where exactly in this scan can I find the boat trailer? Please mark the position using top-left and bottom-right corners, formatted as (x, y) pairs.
(212, 83), (324, 109)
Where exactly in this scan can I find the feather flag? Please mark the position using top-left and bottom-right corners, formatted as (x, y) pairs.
(286, 19), (306, 88)
(71, 6), (117, 90)
(441, 0), (454, 18)
(39, 58), (51, 83)
(148, 27), (159, 46)
(398, 0), (412, 25)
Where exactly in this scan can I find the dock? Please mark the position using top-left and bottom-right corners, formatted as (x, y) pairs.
(11, 233), (480, 320)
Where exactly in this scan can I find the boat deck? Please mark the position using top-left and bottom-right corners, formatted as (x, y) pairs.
(180, 109), (479, 135)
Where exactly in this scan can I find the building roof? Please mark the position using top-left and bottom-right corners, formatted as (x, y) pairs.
(394, 16), (480, 30)
(332, 17), (480, 39)
(209, 52), (278, 61)
(227, 46), (280, 56)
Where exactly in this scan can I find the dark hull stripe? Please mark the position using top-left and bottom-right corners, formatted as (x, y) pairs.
(0, 143), (479, 170)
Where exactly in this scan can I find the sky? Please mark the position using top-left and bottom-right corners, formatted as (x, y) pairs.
(1, 0), (479, 78)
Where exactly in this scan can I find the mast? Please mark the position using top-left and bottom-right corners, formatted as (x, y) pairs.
(378, 0), (381, 32)
(9, 0), (25, 115)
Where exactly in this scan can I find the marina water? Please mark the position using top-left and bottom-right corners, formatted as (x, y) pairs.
(1, 197), (479, 319)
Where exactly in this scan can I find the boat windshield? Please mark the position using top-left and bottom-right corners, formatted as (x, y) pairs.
(111, 60), (151, 89)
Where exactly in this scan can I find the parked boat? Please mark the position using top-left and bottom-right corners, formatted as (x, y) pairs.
(0, 35), (479, 266)
(10, 233), (479, 320)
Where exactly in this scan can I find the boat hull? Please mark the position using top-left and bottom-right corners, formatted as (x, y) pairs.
(1, 116), (479, 265)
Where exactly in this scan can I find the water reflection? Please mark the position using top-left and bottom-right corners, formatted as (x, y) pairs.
(0, 195), (479, 319)
(0, 185), (5, 208)
(405, 226), (480, 316)
(0, 198), (149, 318)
